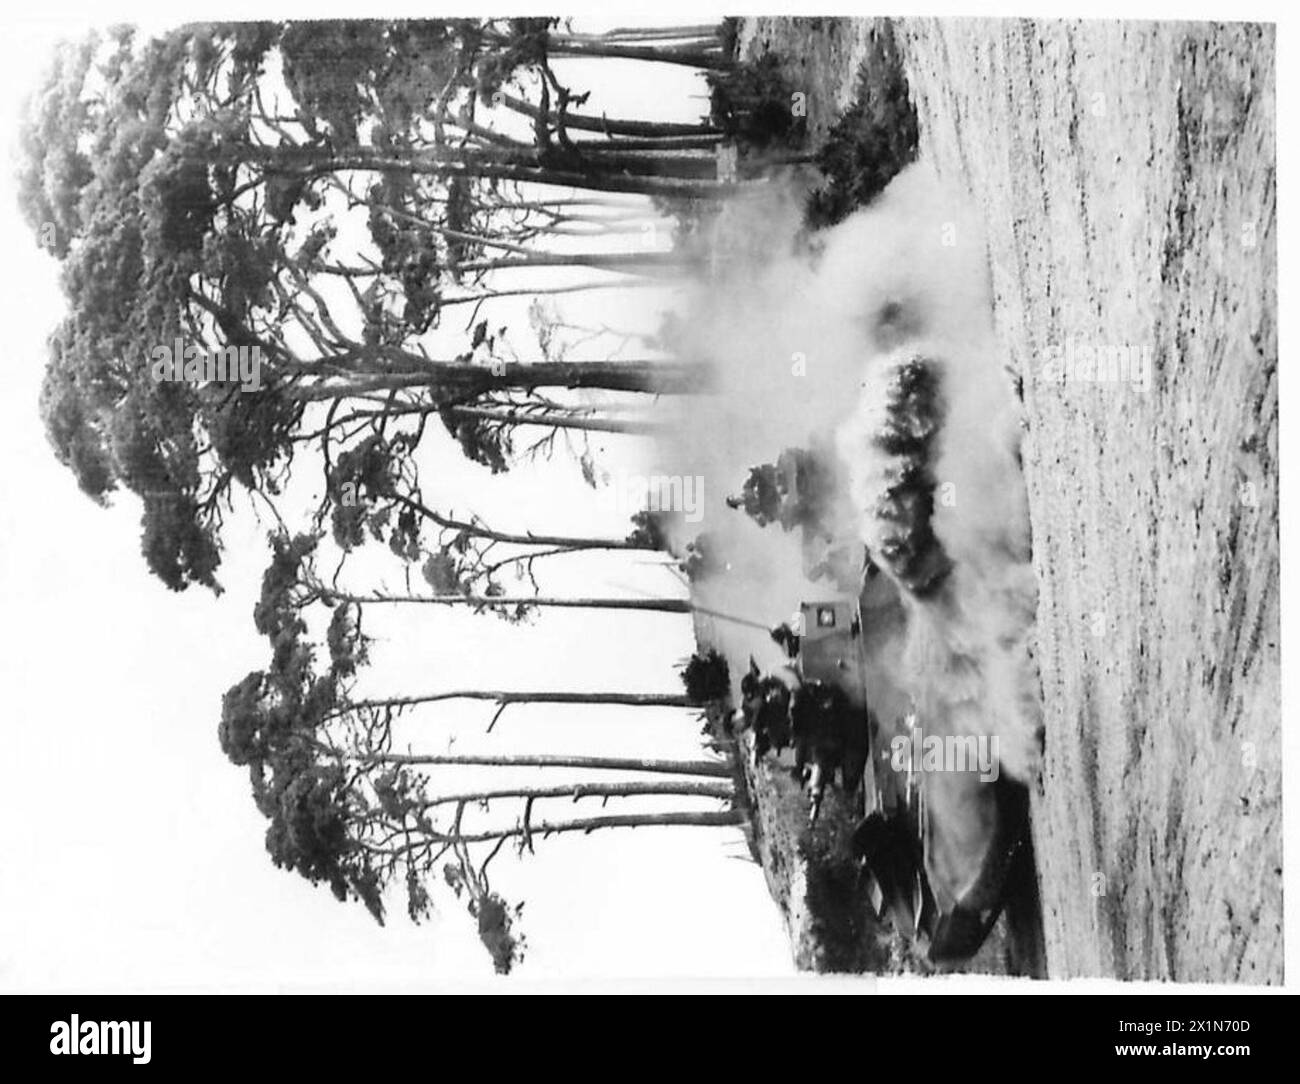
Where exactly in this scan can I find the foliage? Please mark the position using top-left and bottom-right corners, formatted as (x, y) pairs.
(326, 601), (368, 677)
(681, 532), (726, 582)
(328, 435), (400, 550)
(727, 446), (837, 537)
(253, 532), (319, 639)
(19, 20), (668, 593)
(25, 16), (733, 977)
(626, 508), (671, 550)
(728, 463), (782, 527)
(258, 758), (386, 924)
(707, 52), (804, 152)
(798, 816), (891, 973)
(470, 17), (554, 102)
(805, 24), (918, 230)
(477, 892), (527, 974)
(440, 406), (512, 475)
(443, 864), (527, 974)
(139, 490), (222, 592)
(680, 648), (731, 705)
(868, 355), (951, 597)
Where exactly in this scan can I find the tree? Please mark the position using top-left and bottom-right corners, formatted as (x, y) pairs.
(859, 355), (952, 597)
(22, 19), (767, 973)
(20, 22), (714, 591)
(264, 519), (692, 630)
(320, 435), (670, 603)
(726, 445), (838, 536)
(221, 537), (742, 971)
(680, 648), (730, 704)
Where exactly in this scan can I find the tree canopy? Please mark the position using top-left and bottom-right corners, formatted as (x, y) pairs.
(21, 20), (714, 590)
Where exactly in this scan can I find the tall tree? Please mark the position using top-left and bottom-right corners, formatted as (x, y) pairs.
(20, 22), (711, 590)
(221, 534), (740, 972)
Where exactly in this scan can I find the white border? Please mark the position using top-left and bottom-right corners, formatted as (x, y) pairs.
(2, 0), (1291, 996)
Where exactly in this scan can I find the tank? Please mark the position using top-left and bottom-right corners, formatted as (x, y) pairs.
(789, 596), (1028, 963)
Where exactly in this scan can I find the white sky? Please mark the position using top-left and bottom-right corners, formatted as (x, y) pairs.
(0, 10), (797, 990)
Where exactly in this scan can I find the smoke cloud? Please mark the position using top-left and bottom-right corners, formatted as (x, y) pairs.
(652, 163), (1043, 783)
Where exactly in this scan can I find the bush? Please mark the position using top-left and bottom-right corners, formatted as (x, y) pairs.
(626, 507), (671, 550)
(681, 532), (726, 583)
(869, 355), (952, 598)
(726, 446), (839, 537)
(717, 17), (741, 63)
(681, 648), (731, 705)
(707, 53), (806, 152)
(798, 809), (893, 972)
(804, 23), (919, 230)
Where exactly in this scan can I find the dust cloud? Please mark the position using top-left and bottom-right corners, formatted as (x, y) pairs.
(653, 164), (1043, 782)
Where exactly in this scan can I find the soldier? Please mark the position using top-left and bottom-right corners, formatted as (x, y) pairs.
(740, 658), (794, 765)
(791, 680), (870, 823)
(769, 621), (801, 659)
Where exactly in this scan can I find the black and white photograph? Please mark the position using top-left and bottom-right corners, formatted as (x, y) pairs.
(0, 0), (1291, 1030)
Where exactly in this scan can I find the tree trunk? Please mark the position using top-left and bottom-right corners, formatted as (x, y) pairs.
(498, 93), (719, 139)
(348, 690), (693, 711)
(258, 145), (733, 200)
(574, 135), (722, 152)
(406, 219), (684, 267)
(447, 809), (745, 845)
(393, 494), (646, 553)
(449, 250), (690, 278)
(434, 280), (660, 307)
(286, 358), (709, 400)
(322, 589), (692, 613)
(601, 25), (721, 41)
(417, 779), (734, 807)
(476, 359), (704, 395)
(446, 406), (664, 436)
(194, 289), (705, 398)
(547, 39), (730, 69)
(355, 752), (732, 776)
(561, 151), (719, 180)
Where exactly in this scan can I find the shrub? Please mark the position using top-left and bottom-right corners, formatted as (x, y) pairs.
(726, 445), (839, 536)
(805, 23), (919, 230)
(681, 648), (731, 705)
(707, 53), (806, 152)
(680, 532), (727, 583)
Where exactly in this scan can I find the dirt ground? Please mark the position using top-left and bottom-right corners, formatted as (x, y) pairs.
(742, 17), (1280, 983)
